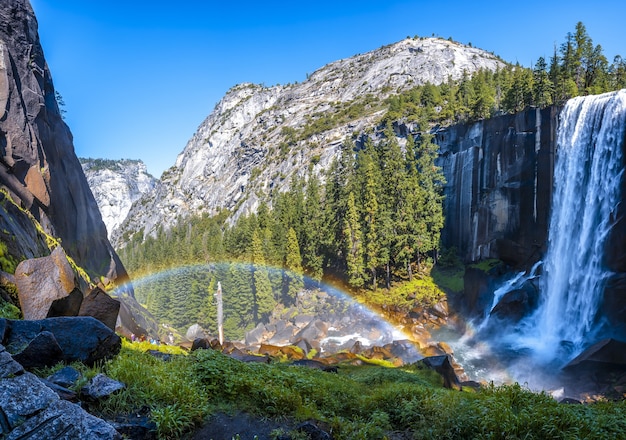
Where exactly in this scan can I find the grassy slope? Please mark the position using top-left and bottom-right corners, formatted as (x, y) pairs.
(46, 340), (626, 439)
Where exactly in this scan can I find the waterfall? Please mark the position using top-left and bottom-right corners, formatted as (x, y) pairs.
(520, 90), (626, 363)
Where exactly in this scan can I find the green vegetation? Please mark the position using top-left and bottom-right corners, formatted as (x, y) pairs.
(0, 298), (21, 319)
(119, 125), (446, 338)
(41, 340), (626, 439)
(0, 241), (18, 274)
(382, 22), (626, 129)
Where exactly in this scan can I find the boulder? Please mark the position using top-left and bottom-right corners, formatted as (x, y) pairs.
(0, 344), (119, 439)
(244, 322), (267, 345)
(80, 373), (125, 400)
(6, 399), (120, 439)
(113, 289), (159, 339)
(46, 366), (82, 388)
(12, 330), (64, 369)
(0, 345), (24, 379)
(186, 323), (207, 341)
(79, 287), (120, 331)
(294, 319), (328, 342)
(564, 339), (626, 369)
(14, 247), (76, 320)
(490, 280), (539, 322)
(191, 338), (211, 351)
(46, 287), (84, 318)
(293, 421), (333, 440)
(1, 317), (121, 367)
(417, 355), (462, 390)
(38, 378), (78, 402)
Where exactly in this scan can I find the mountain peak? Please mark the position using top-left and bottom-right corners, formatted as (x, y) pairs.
(113, 37), (505, 247)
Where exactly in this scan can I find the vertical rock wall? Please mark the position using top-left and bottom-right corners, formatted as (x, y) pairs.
(0, 0), (128, 283)
(437, 106), (559, 267)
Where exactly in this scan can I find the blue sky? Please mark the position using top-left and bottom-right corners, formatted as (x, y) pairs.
(31, 0), (626, 177)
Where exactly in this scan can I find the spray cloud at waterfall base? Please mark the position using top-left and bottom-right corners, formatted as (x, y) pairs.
(440, 90), (626, 396)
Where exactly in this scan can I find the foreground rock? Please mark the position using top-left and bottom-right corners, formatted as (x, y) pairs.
(0, 316), (121, 369)
(0, 344), (119, 439)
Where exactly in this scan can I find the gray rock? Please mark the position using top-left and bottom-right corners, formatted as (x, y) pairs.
(0, 372), (58, 431)
(80, 373), (125, 400)
(186, 323), (207, 341)
(6, 399), (120, 439)
(46, 366), (82, 388)
(0, 345), (24, 379)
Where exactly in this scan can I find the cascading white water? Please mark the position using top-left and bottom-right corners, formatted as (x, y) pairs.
(518, 90), (626, 363)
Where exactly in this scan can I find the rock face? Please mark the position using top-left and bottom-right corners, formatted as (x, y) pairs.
(80, 158), (158, 240)
(0, 0), (128, 284)
(437, 106), (559, 266)
(0, 344), (119, 439)
(114, 37), (505, 247)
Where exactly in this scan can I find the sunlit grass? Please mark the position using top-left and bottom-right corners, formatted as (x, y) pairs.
(41, 340), (626, 439)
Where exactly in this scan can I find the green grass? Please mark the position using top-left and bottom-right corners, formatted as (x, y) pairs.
(431, 264), (465, 294)
(51, 340), (626, 439)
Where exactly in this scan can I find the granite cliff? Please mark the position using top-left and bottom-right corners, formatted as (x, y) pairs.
(437, 106), (559, 267)
(113, 37), (505, 247)
(0, 0), (127, 284)
(80, 158), (158, 240)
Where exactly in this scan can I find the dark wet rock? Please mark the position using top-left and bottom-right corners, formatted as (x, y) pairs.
(229, 350), (270, 363)
(39, 377), (78, 402)
(565, 339), (626, 369)
(79, 287), (121, 331)
(438, 107), (558, 266)
(11, 330), (64, 369)
(490, 280), (539, 322)
(108, 413), (157, 440)
(559, 398), (582, 404)
(291, 359), (337, 373)
(46, 366), (81, 388)
(417, 355), (462, 390)
(2, 317), (121, 367)
(0, 345), (25, 379)
(147, 350), (173, 362)
(293, 421), (333, 440)
(46, 287), (84, 318)
(80, 373), (125, 401)
(191, 337), (212, 351)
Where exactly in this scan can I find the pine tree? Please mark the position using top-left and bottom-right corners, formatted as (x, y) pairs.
(251, 229), (275, 320)
(283, 227), (303, 302)
(533, 56), (554, 107)
(302, 173), (324, 281)
(343, 191), (365, 287)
